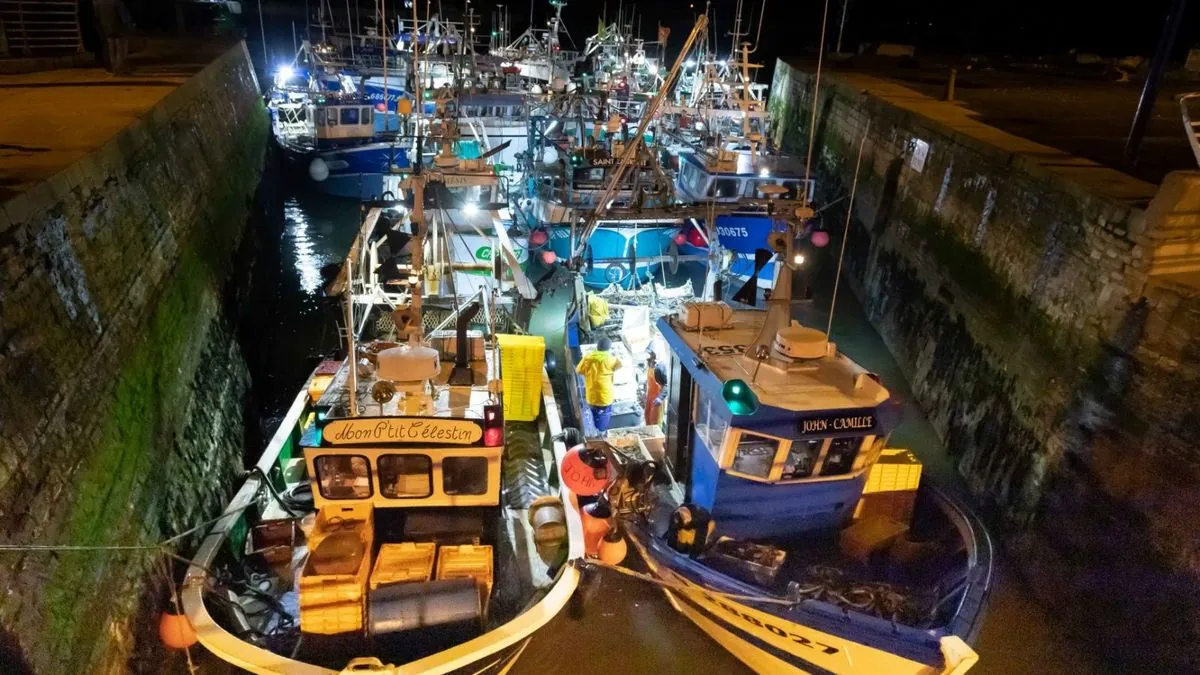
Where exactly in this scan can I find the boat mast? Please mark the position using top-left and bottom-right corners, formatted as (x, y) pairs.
(744, 0), (828, 374)
(382, 0), (388, 106)
(345, 255), (358, 415)
(412, 0), (423, 117)
(572, 15), (710, 260)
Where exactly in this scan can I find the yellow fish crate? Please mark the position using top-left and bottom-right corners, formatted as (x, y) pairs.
(496, 334), (545, 422)
(863, 448), (922, 493)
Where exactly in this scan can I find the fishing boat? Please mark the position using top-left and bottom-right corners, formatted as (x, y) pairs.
(520, 19), (714, 290)
(180, 173), (582, 674)
(556, 119), (992, 673)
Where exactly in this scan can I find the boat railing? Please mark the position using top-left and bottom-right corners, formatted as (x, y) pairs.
(927, 482), (995, 644)
(537, 184), (664, 210)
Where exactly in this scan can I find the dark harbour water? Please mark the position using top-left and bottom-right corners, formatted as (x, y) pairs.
(227, 150), (1099, 675)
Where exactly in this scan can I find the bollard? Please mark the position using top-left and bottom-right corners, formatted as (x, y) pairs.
(944, 68), (957, 102)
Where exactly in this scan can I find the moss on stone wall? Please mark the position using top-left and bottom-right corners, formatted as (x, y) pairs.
(901, 203), (1096, 369)
(35, 101), (267, 671)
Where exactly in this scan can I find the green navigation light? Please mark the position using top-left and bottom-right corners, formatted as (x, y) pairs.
(722, 379), (759, 415)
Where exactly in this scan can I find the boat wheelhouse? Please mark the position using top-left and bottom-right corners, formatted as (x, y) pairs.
(676, 150), (814, 205)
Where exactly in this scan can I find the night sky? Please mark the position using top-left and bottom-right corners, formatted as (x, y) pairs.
(140, 0), (1200, 81)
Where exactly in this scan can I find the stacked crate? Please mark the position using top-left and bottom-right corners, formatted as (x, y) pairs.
(370, 542), (436, 588)
(298, 505), (374, 635)
(497, 334), (545, 421)
(437, 544), (495, 605)
(853, 448), (923, 524)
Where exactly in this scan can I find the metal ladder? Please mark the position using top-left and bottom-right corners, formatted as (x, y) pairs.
(1179, 92), (1200, 168)
(0, 0), (83, 56)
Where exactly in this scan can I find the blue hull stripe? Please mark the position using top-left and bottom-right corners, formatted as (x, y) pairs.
(671, 591), (839, 675)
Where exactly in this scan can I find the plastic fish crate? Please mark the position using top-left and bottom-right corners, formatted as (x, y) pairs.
(497, 334), (544, 422)
(436, 544), (494, 598)
(299, 506), (373, 635)
(839, 516), (909, 564)
(853, 489), (918, 525)
(863, 448), (922, 494)
(370, 542), (436, 589)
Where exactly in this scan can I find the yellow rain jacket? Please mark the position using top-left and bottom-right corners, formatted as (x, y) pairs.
(586, 294), (610, 330)
(576, 348), (622, 406)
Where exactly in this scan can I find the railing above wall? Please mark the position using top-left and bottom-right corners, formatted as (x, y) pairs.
(0, 0), (83, 56)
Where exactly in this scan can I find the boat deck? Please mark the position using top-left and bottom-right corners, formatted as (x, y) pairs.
(236, 418), (562, 670)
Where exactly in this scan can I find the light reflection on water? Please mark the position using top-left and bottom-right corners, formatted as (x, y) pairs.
(252, 187), (360, 421)
(284, 197), (333, 298)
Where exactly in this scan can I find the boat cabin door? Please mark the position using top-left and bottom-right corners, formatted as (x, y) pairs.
(663, 351), (695, 501)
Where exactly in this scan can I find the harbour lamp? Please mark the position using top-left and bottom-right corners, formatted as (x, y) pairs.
(463, 202), (480, 216)
(722, 379), (759, 415)
(274, 64), (295, 88)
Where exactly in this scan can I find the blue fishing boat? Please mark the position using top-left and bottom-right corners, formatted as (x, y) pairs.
(560, 224), (992, 673)
(673, 149), (819, 289)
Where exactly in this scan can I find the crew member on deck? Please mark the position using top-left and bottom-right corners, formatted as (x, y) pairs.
(644, 350), (668, 426)
(576, 336), (623, 434)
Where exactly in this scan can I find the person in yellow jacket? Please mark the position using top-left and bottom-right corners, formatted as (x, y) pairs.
(576, 336), (623, 433)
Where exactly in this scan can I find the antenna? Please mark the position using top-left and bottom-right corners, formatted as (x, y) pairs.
(746, 0), (766, 55)
(801, 0), (831, 210)
(826, 119), (869, 339)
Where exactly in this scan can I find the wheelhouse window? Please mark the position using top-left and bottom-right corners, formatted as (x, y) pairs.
(327, 111), (339, 126)
(361, 107), (372, 123)
(820, 437), (862, 476)
(379, 454), (433, 498)
(315, 108), (326, 126)
(782, 438), (822, 480)
(315, 455), (372, 499)
(730, 432), (779, 479)
(443, 456), (488, 495)
(695, 397), (728, 457)
(681, 162), (706, 195)
(340, 107), (360, 125)
(777, 180), (802, 200)
(707, 177), (742, 199)
(743, 179), (769, 197)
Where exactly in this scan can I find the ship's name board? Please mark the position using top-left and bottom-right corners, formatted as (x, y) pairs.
(590, 157), (617, 166)
(798, 413), (875, 435)
(323, 417), (483, 445)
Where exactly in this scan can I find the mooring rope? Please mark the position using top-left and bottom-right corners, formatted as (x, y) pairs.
(575, 557), (800, 607)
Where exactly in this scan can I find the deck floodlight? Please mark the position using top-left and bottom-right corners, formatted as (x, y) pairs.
(722, 379), (759, 415)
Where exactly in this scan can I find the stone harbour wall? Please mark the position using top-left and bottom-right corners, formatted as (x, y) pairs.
(0, 43), (266, 672)
(769, 60), (1200, 673)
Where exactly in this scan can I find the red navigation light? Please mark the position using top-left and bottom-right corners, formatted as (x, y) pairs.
(673, 232), (687, 246)
(484, 404), (504, 446)
(530, 228), (549, 247)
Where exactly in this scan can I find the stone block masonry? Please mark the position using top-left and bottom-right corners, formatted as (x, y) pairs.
(771, 60), (1200, 673)
(0, 43), (267, 672)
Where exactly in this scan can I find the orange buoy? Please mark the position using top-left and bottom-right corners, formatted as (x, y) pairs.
(597, 527), (628, 565)
(561, 445), (611, 497)
(581, 499), (613, 556)
(159, 611), (198, 650)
